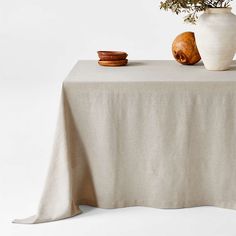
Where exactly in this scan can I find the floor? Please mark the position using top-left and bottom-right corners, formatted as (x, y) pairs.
(1, 70), (236, 236)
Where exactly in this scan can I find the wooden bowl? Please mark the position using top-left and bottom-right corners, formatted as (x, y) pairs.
(98, 59), (128, 67)
(97, 51), (128, 61)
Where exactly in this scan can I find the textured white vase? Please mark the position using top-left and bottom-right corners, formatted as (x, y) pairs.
(195, 8), (236, 71)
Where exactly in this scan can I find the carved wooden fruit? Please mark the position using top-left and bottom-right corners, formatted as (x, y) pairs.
(172, 32), (201, 65)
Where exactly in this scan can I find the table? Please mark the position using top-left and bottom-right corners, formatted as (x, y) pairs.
(14, 60), (236, 224)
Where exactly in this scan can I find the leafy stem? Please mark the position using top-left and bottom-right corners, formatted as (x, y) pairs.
(160, 0), (233, 23)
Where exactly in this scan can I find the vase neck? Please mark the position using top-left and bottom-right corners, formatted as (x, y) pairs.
(205, 7), (232, 14)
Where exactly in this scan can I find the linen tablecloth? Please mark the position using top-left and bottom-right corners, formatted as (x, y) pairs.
(14, 60), (236, 224)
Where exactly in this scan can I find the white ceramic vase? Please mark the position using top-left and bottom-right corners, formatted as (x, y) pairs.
(195, 8), (236, 71)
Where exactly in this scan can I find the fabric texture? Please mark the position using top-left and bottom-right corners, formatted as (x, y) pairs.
(14, 61), (236, 224)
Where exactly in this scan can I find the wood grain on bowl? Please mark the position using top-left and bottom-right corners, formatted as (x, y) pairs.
(98, 59), (128, 67)
(97, 51), (128, 61)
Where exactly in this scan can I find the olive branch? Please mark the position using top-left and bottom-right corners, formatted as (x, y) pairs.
(160, 0), (233, 23)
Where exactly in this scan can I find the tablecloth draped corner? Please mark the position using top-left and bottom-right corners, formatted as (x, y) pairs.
(13, 89), (81, 224)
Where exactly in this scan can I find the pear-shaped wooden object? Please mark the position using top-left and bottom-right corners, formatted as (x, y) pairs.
(172, 32), (201, 65)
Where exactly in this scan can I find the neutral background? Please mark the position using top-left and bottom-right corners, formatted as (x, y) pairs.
(1, 1), (236, 235)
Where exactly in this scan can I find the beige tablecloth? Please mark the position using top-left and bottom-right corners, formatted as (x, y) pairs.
(14, 61), (236, 224)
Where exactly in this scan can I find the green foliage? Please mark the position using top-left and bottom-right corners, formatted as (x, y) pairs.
(160, 0), (233, 23)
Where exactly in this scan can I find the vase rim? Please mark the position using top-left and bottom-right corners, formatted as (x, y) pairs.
(205, 7), (232, 14)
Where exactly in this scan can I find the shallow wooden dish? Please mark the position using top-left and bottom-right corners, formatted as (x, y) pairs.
(98, 59), (128, 67)
(97, 51), (128, 61)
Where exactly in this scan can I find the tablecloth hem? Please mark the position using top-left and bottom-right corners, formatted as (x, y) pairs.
(12, 209), (82, 224)
(12, 201), (236, 224)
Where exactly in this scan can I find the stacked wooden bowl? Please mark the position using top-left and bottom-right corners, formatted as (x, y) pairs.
(97, 51), (128, 66)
